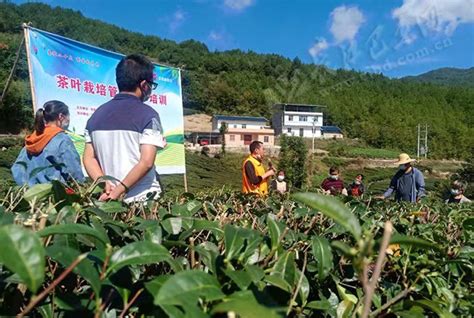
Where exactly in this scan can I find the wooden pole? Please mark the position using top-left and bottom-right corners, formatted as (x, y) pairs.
(183, 173), (188, 192)
(0, 28), (25, 105)
(23, 23), (38, 112)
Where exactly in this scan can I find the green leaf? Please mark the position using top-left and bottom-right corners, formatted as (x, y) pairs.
(192, 219), (223, 236)
(161, 217), (183, 235)
(37, 303), (53, 318)
(337, 284), (358, 304)
(145, 274), (170, 296)
(0, 225), (45, 293)
(211, 291), (283, 318)
(395, 306), (426, 318)
(293, 193), (361, 240)
(106, 241), (171, 275)
(37, 223), (110, 245)
(389, 234), (439, 250)
(337, 299), (355, 318)
(306, 299), (332, 311)
(462, 218), (474, 231)
(23, 183), (53, 202)
(154, 270), (225, 306)
(264, 275), (292, 293)
(0, 209), (14, 226)
(406, 300), (455, 318)
(94, 200), (128, 213)
(185, 200), (203, 215)
(267, 214), (285, 251)
(46, 245), (101, 295)
(331, 241), (356, 257)
(224, 224), (246, 261)
(297, 269), (310, 306)
(144, 225), (162, 245)
(194, 242), (219, 274)
(311, 236), (334, 281)
(245, 264), (265, 283)
(224, 269), (253, 290)
(271, 251), (296, 286)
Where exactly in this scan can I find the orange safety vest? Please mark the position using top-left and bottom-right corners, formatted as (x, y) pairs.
(242, 155), (268, 196)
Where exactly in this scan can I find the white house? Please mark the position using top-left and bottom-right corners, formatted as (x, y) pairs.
(272, 103), (326, 138)
(212, 115), (275, 146)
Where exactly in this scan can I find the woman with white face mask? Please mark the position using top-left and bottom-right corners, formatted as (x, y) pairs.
(271, 170), (287, 194)
(446, 181), (471, 203)
(11, 100), (84, 186)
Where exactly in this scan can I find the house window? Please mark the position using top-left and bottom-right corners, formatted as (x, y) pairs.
(230, 135), (235, 141)
(288, 115), (293, 121)
(287, 128), (292, 133)
(240, 135), (244, 141)
(264, 136), (269, 143)
(299, 128), (304, 137)
(242, 124), (247, 129)
(233, 124), (237, 128)
(300, 115), (307, 122)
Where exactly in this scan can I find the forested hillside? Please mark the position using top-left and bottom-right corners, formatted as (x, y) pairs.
(0, 2), (473, 159)
(403, 67), (474, 87)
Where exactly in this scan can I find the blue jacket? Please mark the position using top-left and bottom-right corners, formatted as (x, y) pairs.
(11, 132), (85, 186)
(383, 167), (426, 203)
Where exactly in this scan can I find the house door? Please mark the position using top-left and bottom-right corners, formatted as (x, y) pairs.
(299, 128), (304, 137)
(243, 134), (252, 145)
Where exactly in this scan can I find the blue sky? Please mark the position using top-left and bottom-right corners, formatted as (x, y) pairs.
(15, 0), (474, 77)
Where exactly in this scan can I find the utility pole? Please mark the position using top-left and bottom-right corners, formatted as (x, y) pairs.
(417, 124), (420, 158)
(424, 124), (428, 159)
(417, 124), (428, 158)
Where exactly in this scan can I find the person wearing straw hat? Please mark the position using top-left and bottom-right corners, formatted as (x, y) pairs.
(378, 153), (426, 203)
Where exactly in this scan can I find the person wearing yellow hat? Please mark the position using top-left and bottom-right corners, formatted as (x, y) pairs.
(378, 153), (425, 203)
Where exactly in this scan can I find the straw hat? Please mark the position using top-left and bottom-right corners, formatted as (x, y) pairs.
(395, 153), (416, 165)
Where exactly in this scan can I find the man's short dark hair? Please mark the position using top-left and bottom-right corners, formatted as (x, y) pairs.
(116, 54), (154, 92)
(249, 141), (263, 154)
(329, 166), (339, 174)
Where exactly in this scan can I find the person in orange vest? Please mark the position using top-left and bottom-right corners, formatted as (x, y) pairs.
(242, 141), (275, 196)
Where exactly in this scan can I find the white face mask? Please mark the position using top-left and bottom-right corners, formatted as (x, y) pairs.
(140, 82), (152, 102)
(277, 176), (285, 181)
(451, 189), (460, 195)
(59, 115), (70, 131)
(329, 175), (339, 180)
(355, 181), (361, 185)
(399, 164), (406, 170)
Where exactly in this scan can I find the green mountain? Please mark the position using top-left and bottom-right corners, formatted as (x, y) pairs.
(0, 2), (473, 159)
(403, 67), (474, 87)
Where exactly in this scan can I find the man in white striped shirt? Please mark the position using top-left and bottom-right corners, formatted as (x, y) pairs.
(83, 54), (166, 202)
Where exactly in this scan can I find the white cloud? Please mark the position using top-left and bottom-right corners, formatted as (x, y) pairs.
(308, 38), (329, 58)
(208, 30), (223, 41)
(207, 29), (236, 50)
(224, 0), (255, 11)
(169, 9), (186, 32)
(330, 6), (366, 43)
(393, 0), (474, 37)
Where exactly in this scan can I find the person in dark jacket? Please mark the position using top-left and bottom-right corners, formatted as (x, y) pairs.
(347, 174), (365, 197)
(321, 166), (346, 195)
(379, 153), (425, 203)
